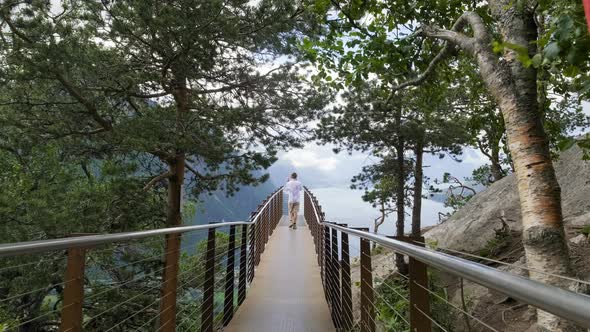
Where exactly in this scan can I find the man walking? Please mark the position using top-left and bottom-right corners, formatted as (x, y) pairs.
(284, 172), (302, 229)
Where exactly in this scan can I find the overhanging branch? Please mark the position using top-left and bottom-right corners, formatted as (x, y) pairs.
(143, 171), (173, 191)
(389, 11), (488, 92)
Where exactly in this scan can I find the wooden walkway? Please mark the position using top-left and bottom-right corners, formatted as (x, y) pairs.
(224, 215), (335, 332)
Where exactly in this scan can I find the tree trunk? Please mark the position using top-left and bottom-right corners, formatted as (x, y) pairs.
(474, 4), (578, 330)
(411, 134), (424, 237)
(375, 201), (386, 235)
(374, 201), (387, 249)
(394, 108), (408, 275)
(489, 141), (504, 182)
(158, 72), (188, 332)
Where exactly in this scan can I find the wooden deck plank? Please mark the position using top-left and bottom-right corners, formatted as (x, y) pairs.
(223, 216), (334, 332)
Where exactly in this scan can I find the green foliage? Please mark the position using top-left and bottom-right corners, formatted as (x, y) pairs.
(0, 1), (325, 330)
(580, 225), (590, 236)
(0, 0), (328, 201)
(469, 165), (495, 187)
(478, 225), (511, 258)
(374, 274), (455, 331)
(437, 173), (476, 212)
(372, 245), (386, 256)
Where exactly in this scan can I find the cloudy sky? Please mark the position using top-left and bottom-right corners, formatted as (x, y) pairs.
(268, 102), (589, 233)
(267, 142), (488, 233)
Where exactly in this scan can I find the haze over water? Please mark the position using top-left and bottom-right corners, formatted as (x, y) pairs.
(303, 187), (450, 234)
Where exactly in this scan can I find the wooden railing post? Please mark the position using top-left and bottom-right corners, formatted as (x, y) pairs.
(223, 225), (237, 326)
(323, 224), (331, 303)
(269, 196), (274, 235)
(330, 224), (342, 329)
(255, 204), (263, 265)
(59, 245), (87, 332)
(280, 189), (284, 214)
(159, 233), (181, 332)
(393, 236), (431, 332)
(320, 210), (326, 272)
(265, 196), (270, 244)
(201, 225), (216, 332)
(273, 194), (279, 230)
(248, 212), (256, 283)
(238, 224), (248, 306)
(355, 227), (375, 332)
(338, 223), (352, 331)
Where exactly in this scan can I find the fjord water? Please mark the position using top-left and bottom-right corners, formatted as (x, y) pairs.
(308, 186), (450, 234)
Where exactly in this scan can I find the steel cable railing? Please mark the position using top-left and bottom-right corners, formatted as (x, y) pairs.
(327, 226), (493, 331)
(81, 241), (230, 330)
(303, 186), (590, 332)
(409, 238), (590, 287)
(0, 188), (284, 332)
(359, 244), (501, 332)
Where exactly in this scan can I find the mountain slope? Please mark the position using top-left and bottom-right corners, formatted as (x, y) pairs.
(424, 144), (590, 252)
(191, 178), (277, 225)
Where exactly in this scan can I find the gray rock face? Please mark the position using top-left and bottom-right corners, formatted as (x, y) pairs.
(424, 145), (590, 252)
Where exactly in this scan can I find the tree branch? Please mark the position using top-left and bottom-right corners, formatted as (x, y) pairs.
(329, 0), (375, 38)
(0, 10), (33, 43)
(54, 73), (113, 131)
(389, 43), (454, 92)
(143, 171), (173, 191)
(1, 11), (114, 131)
(185, 162), (231, 181)
(390, 11), (489, 92)
(189, 65), (291, 95)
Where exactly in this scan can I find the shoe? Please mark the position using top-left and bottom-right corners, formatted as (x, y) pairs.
(288, 224), (294, 229)
(293, 225), (297, 230)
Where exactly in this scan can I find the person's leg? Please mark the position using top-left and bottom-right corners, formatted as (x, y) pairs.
(291, 202), (300, 229)
(288, 202), (295, 227)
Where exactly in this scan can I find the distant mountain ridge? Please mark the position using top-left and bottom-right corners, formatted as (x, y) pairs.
(191, 177), (277, 225)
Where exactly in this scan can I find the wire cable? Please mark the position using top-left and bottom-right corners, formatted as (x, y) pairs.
(411, 279), (499, 331)
(411, 239), (590, 287)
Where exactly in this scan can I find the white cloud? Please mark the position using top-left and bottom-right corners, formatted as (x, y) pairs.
(461, 148), (488, 166)
(282, 149), (339, 171)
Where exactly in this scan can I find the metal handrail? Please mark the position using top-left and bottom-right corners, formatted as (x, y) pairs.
(0, 188), (282, 258)
(251, 188), (283, 222)
(303, 187), (590, 329)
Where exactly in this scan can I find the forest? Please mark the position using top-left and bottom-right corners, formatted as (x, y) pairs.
(0, 0), (589, 331)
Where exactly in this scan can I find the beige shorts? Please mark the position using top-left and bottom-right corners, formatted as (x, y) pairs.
(288, 202), (300, 224)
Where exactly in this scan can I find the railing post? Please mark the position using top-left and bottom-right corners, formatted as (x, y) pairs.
(262, 198), (268, 247)
(270, 195), (275, 233)
(355, 227), (375, 332)
(280, 190), (284, 218)
(248, 213), (256, 283)
(238, 224), (248, 306)
(59, 244), (87, 332)
(223, 225), (237, 326)
(393, 236), (431, 332)
(201, 225), (216, 332)
(330, 224), (342, 329)
(255, 204), (263, 265)
(265, 199), (268, 234)
(338, 224), (352, 331)
(158, 233), (181, 332)
(323, 224), (331, 304)
(318, 210), (324, 284)
(320, 211), (326, 274)
(273, 193), (278, 230)
(265, 197), (270, 244)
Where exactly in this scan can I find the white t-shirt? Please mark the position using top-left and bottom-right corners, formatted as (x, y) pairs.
(283, 179), (302, 204)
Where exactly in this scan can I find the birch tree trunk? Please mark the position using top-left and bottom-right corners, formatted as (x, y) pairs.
(415, 3), (579, 330)
(394, 108), (408, 274)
